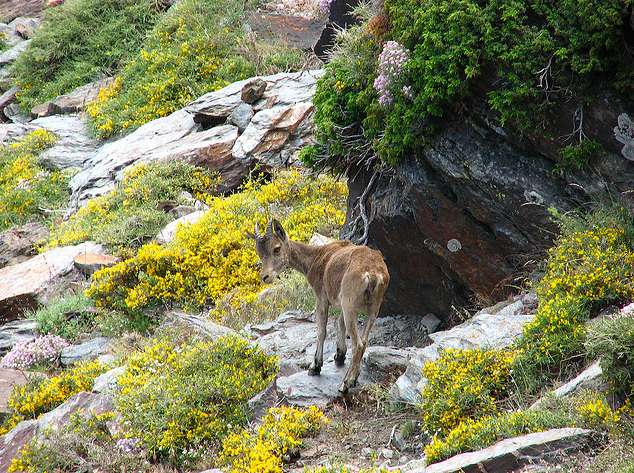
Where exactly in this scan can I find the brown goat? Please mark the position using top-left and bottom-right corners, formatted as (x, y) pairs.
(253, 219), (390, 393)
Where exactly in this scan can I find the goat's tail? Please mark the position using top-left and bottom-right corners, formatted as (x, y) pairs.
(362, 271), (383, 303)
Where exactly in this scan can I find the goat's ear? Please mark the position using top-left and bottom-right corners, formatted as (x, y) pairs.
(245, 230), (256, 240)
(272, 219), (287, 241)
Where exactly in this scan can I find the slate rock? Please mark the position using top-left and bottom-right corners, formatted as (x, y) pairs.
(0, 319), (37, 355)
(156, 210), (206, 244)
(228, 102), (254, 132)
(0, 40), (30, 66)
(0, 222), (49, 268)
(241, 78), (267, 104)
(92, 366), (125, 395)
(60, 337), (111, 366)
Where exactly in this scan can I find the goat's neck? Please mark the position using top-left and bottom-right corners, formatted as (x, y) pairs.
(287, 240), (320, 277)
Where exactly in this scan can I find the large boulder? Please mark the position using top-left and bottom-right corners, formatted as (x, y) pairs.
(391, 294), (536, 404)
(0, 392), (113, 472)
(0, 242), (105, 322)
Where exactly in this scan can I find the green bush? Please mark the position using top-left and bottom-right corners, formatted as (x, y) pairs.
(13, 0), (161, 110)
(587, 313), (634, 397)
(0, 129), (69, 232)
(47, 161), (218, 254)
(115, 336), (278, 466)
(312, 0), (633, 168)
(87, 0), (306, 138)
(512, 207), (634, 395)
(31, 293), (94, 342)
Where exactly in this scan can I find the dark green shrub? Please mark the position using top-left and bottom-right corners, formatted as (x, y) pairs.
(13, 0), (161, 110)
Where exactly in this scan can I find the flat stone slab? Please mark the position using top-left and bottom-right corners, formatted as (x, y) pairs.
(61, 337), (111, 366)
(0, 319), (37, 355)
(276, 360), (372, 408)
(414, 428), (593, 473)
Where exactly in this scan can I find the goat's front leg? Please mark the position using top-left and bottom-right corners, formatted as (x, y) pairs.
(308, 298), (329, 376)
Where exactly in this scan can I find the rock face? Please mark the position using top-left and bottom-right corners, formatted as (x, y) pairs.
(248, 13), (327, 52)
(0, 368), (28, 413)
(0, 242), (105, 322)
(0, 3), (44, 23)
(0, 392), (113, 472)
(0, 222), (49, 268)
(391, 295), (536, 404)
(412, 428), (593, 473)
(344, 90), (634, 318)
(67, 70), (322, 213)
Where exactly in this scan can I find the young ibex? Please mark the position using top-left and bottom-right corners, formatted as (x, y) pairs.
(253, 219), (390, 393)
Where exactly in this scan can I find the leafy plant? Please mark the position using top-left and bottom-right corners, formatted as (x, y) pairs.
(0, 129), (69, 231)
(31, 293), (95, 342)
(86, 170), (347, 314)
(0, 360), (107, 435)
(13, 0), (162, 110)
(219, 406), (327, 473)
(47, 161), (218, 253)
(87, 0), (306, 138)
(115, 336), (278, 466)
(420, 348), (516, 436)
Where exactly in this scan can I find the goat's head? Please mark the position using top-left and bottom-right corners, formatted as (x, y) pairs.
(252, 219), (290, 283)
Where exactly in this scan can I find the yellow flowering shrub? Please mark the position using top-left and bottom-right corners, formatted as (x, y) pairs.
(88, 0), (305, 138)
(423, 408), (573, 464)
(115, 336), (278, 466)
(514, 224), (634, 393)
(87, 170), (347, 313)
(220, 406), (327, 473)
(0, 360), (107, 435)
(47, 161), (217, 253)
(0, 129), (69, 231)
(420, 348), (516, 435)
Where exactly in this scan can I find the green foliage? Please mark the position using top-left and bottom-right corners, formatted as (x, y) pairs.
(420, 348), (516, 436)
(94, 309), (157, 337)
(31, 293), (94, 342)
(313, 0), (633, 168)
(587, 313), (634, 397)
(115, 336), (278, 466)
(12, 0), (161, 110)
(9, 413), (151, 473)
(47, 161), (217, 253)
(558, 140), (604, 171)
(0, 129), (69, 231)
(512, 208), (634, 394)
(87, 0), (306, 138)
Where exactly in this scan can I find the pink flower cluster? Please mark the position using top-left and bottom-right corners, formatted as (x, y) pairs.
(318, 0), (334, 15)
(1, 335), (69, 370)
(374, 41), (410, 107)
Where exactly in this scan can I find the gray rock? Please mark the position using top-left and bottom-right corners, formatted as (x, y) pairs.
(0, 368), (29, 413)
(241, 78), (267, 104)
(614, 113), (634, 161)
(3, 102), (31, 123)
(31, 115), (99, 169)
(0, 39), (30, 65)
(0, 391), (113, 472)
(0, 242), (105, 322)
(276, 359), (372, 407)
(9, 17), (40, 39)
(92, 366), (125, 395)
(391, 296), (535, 404)
(0, 85), (17, 115)
(60, 337), (111, 366)
(0, 122), (36, 144)
(161, 311), (237, 340)
(530, 361), (606, 410)
(169, 205), (197, 219)
(67, 112), (243, 211)
(228, 102), (254, 132)
(0, 2), (44, 24)
(0, 222), (49, 268)
(0, 319), (37, 355)
(364, 346), (415, 377)
(156, 210), (206, 244)
(410, 428), (593, 473)
(31, 77), (114, 118)
(249, 310), (439, 378)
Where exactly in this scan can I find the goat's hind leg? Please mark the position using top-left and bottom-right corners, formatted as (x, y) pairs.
(339, 305), (363, 393)
(308, 299), (329, 376)
(334, 313), (347, 367)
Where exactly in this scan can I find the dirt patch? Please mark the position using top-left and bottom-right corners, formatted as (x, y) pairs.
(289, 384), (426, 471)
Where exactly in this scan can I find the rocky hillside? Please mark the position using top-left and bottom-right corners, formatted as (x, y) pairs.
(0, 0), (633, 472)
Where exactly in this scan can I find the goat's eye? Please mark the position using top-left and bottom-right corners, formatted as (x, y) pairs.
(273, 247), (281, 255)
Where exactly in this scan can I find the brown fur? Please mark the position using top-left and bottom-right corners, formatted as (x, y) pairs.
(253, 219), (390, 393)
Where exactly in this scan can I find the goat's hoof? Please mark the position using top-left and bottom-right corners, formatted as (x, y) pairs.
(338, 382), (348, 394)
(307, 366), (321, 376)
(334, 352), (346, 367)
